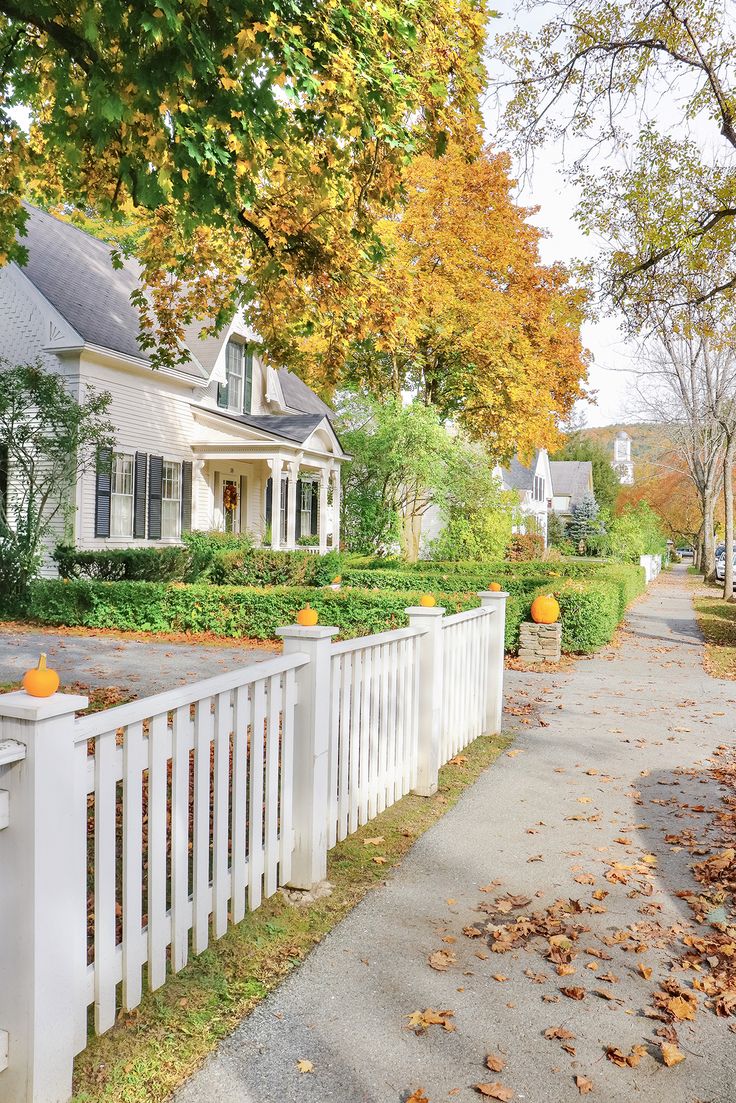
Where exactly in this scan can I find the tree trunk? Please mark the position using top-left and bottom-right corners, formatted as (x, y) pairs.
(724, 437), (736, 599)
(703, 488), (717, 580)
(402, 508), (422, 563)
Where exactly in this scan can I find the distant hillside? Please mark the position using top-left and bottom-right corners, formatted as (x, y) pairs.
(581, 423), (675, 474)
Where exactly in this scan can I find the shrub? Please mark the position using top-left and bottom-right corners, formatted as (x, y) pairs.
(53, 544), (190, 582)
(507, 534), (545, 561)
(27, 580), (475, 641)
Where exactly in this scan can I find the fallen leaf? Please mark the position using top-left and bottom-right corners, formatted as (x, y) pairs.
(448, 754), (469, 765)
(428, 950), (456, 972)
(372, 856), (387, 865)
(363, 836), (384, 846)
(485, 1054), (505, 1073)
(474, 1084), (513, 1101)
(296, 1059), (313, 1073)
(575, 1075), (593, 1094)
(544, 1026), (576, 1040)
(661, 1043), (686, 1067)
(406, 1091), (429, 1103)
(606, 1044), (647, 1068)
(638, 964), (653, 980)
(560, 987), (586, 1000)
(407, 1008), (455, 1034)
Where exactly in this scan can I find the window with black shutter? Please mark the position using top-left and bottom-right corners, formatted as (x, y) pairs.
(265, 476), (273, 527)
(133, 452), (147, 538)
(148, 455), (163, 539)
(311, 482), (318, 536)
(94, 446), (113, 537)
(181, 461), (193, 534)
(295, 478), (303, 541)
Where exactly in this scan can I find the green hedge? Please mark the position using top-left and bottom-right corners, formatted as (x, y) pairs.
(52, 545), (190, 582)
(27, 581), (481, 641)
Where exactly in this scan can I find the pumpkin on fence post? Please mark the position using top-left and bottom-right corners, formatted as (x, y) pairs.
(296, 603), (319, 626)
(530, 594), (560, 625)
(22, 653), (60, 697)
(419, 594), (436, 607)
(489, 581), (502, 592)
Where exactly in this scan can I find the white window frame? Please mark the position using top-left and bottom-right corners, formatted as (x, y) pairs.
(300, 479), (314, 535)
(161, 460), (181, 540)
(226, 341), (244, 412)
(110, 451), (134, 538)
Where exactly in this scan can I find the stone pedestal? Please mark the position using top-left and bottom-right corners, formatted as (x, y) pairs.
(518, 620), (562, 664)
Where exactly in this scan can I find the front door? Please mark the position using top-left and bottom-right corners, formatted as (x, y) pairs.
(215, 472), (246, 534)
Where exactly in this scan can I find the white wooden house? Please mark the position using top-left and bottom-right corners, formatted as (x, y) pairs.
(0, 205), (347, 565)
(495, 450), (553, 545)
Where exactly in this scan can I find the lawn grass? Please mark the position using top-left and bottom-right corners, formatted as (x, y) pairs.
(691, 579), (736, 678)
(71, 729), (513, 1103)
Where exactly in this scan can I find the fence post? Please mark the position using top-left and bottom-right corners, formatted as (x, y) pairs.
(276, 624), (338, 889)
(0, 689), (88, 1103)
(477, 591), (508, 735)
(406, 606), (445, 797)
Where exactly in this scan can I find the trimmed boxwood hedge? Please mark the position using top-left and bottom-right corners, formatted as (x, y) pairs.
(25, 565), (643, 653)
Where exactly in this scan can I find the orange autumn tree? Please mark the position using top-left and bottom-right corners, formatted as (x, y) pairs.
(345, 145), (589, 458)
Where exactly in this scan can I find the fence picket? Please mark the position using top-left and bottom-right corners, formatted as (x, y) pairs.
(193, 698), (212, 955)
(122, 720), (144, 1011)
(147, 712), (168, 991)
(248, 678), (266, 911)
(171, 704), (191, 973)
(279, 667), (296, 884)
(231, 684), (250, 925)
(213, 691), (231, 939)
(263, 675), (281, 897)
(93, 729), (117, 1034)
(337, 652), (352, 842)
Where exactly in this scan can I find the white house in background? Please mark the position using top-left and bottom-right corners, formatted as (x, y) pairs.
(0, 205), (347, 567)
(548, 460), (594, 523)
(496, 450), (553, 545)
(612, 430), (634, 485)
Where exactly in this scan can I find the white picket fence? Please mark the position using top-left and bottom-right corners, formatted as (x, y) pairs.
(639, 553), (663, 583)
(0, 590), (507, 1103)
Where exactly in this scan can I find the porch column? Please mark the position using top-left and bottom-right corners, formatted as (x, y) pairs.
(269, 457), (283, 549)
(331, 466), (341, 551)
(286, 461), (299, 550)
(318, 468), (330, 554)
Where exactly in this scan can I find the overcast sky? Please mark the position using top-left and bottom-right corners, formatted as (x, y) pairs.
(485, 1), (642, 429)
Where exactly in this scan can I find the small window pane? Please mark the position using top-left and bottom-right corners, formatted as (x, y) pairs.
(110, 452), (134, 537)
(161, 460), (181, 539)
(226, 341), (244, 412)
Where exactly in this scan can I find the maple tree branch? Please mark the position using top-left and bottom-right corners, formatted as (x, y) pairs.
(0, 2), (97, 74)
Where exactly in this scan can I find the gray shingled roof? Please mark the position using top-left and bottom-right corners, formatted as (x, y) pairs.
(278, 368), (333, 416)
(204, 407), (326, 444)
(500, 456), (536, 492)
(549, 460), (593, 507)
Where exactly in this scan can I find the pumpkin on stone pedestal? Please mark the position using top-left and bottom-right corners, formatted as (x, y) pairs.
(530, 593), (560, 625)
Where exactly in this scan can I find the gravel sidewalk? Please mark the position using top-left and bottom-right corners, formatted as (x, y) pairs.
(174, 566), (736, 1103)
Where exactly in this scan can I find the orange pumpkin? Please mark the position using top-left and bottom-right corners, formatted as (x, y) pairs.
(419, 594), (436, 608)
(296, 604), (319, 627)
(22, 653), (60, 698)
(530, 594), (560, 625)
(489, 582), (502, 592)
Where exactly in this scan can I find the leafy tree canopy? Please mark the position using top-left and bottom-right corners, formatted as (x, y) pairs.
(343, 144), (589, 458)
(0, 0), (488, 369)
(496, 1), (736, 332)
(552, 435), (621, 513)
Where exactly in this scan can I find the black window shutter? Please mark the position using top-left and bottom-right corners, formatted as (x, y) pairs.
(94, 446), (112, 538)
(310, 481), (318, 536)
(181, 461), (193, 534)
(265, 476), (273, 526)
(217, 381), (228, 408)
(295, 478), (303, 541)
(133, 452), (147, 538)
(148, 455), (163, 539)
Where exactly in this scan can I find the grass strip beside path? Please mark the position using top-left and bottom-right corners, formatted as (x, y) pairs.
(692, 584), (736, 678)
(71, 730), (512, 1103)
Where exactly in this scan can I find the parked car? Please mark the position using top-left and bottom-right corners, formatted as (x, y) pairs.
(715, 552), (736, 585)
(676, 546), (694, 560)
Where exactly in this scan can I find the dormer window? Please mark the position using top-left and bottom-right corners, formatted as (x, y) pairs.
(217, 340), (253, 414)
(534, 475), (545, 502)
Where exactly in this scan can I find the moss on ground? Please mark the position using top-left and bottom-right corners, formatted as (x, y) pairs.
(71, 730), (512, 1103)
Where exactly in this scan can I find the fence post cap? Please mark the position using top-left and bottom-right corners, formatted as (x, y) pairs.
(0, 690), (88, 720)
(275, 625), (339, 640)
(404, 606), (446, 617)
(477, 590), (510, 600)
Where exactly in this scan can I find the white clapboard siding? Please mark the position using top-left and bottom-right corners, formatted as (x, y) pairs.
(440, 607), (492, 762)
(73, 652), (307, 1042)
(327, 627), (423, 845)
